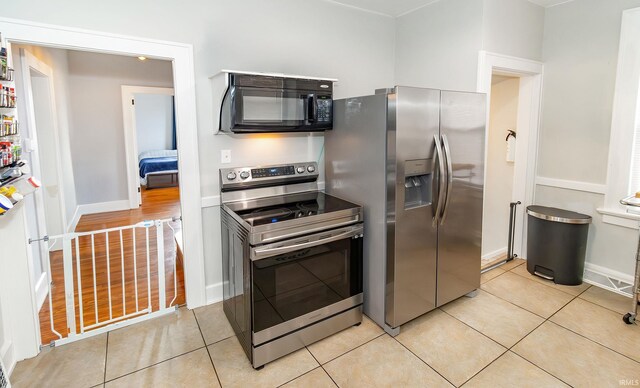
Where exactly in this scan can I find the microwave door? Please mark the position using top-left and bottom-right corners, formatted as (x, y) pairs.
(233, 87), (306, 130)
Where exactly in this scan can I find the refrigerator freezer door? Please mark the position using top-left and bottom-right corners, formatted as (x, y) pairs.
(437, 91), (485, 306)
(386, 87), (440, 328)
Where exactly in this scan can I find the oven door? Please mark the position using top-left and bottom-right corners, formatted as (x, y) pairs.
(250, 224), (363, 345)
(230, 86), (332, 132)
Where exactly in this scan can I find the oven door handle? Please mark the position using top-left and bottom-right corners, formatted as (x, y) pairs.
(251, 226), (363, 261)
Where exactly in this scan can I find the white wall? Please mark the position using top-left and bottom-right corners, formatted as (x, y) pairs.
(1, 0), (396, 299)
(0, 203), (40, 369)
(395, 0), (484, 91)
(536, 0), (640, 276)
(66, 51), (173, 205)
(0, 283), (14, 374)
(134, 93), (174, 155)
(482, 0), (545, 61)
(482, 76), (518, 258)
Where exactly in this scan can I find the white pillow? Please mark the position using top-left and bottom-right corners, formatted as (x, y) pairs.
(139, 149), (177, 160)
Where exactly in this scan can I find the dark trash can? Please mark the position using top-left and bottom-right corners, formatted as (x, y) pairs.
(526, 205), (592, 285)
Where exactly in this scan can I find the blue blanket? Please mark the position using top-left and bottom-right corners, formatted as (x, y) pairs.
(139, 157), (178, 178)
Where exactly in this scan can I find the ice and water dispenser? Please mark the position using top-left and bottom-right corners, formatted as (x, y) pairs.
(403, 159), (433, 209)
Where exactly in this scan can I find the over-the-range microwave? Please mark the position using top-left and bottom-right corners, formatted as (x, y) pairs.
(212, 70), (337, 133)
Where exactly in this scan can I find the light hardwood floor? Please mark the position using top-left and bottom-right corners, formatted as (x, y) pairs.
(38, 187), (185, 345)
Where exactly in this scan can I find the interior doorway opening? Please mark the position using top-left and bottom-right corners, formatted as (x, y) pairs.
(121, 86), (177, 208)
(482, 74), (520, 269)
(13, 44), (185, 346)
(0, 18), (204, 365)
(477, 51), (544, 272)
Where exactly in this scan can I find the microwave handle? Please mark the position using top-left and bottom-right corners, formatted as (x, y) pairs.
(307, 94), (317, 123)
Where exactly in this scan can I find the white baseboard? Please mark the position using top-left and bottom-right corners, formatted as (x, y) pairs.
(67, 205), (82, 233)
(77, 200), (130, 216)
(205, 282), (223, 305)
(35, 272), (48, 311)
(583, 262), (635, 297)
(482, 247), (507, 261)
(201, 195), (220, 209)
(66, 201), (129, 232)
(0, 339), (15, 377)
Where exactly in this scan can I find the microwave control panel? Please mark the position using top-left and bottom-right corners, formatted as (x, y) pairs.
(317, 97), (332, 123)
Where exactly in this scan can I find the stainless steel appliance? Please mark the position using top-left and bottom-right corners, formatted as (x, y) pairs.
(219, 162), (363, 368)
(325, 87), (486, 335)
(215, 71), (335, 133)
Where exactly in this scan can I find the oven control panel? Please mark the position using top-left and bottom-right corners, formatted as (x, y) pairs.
(220, 162), (319, 191)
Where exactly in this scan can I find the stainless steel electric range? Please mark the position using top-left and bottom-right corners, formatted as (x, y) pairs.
(219, 161), (364, 369)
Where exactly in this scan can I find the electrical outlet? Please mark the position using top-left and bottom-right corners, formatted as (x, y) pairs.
(221, 149), (231, 164)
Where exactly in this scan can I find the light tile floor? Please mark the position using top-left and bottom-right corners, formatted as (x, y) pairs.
(10, 259), (640, 387)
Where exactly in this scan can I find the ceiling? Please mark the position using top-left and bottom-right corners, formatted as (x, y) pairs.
(326, 0), (573, 17)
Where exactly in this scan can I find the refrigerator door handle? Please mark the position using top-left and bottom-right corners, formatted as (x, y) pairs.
(432, 134), (446, 227)
(440, 134), (454, 225)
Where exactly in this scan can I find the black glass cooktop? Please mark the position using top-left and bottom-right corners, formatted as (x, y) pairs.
(231, 191), (360, 226)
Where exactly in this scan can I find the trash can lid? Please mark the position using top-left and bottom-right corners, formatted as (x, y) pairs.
(526, 205), (592, 224)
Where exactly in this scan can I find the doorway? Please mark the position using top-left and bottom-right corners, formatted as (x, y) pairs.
(477, 51), (544, 271)
(15, 49), (63, 320)
(14, 45), (186, 346)
(0, 18), (204, 363)
(121, 86), (177, 208)
(482, 74), (519, 269)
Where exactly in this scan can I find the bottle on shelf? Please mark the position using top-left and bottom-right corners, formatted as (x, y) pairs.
(0, 34), (11, 82)
(0, 85), (14, 108)
(1, 115), (17, 137)
(0, 140), (17, 167)
(0, 193), (13, 215)
(0, 85), (6, 108)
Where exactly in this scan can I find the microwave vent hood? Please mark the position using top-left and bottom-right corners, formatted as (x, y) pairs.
(211, 70), (338, 134)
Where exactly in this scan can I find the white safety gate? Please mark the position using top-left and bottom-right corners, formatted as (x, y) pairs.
(36, 217), (181, 346)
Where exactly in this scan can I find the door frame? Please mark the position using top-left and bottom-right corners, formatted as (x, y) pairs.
(18, 49), (64, 323)
(121, 86), (175, 208)
(477, 51), (544, 259)
(0, 17), (206, 361)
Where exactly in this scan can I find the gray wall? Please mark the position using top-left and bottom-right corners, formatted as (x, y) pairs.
(134, 93), (174, 155)
(66, 51), (173, 205)
(538, 0), (640, 182)
(394, 0), (544, 91)
(482, 0), (545, 61)
(536, 0), (640, 275)
(1, 0), (397, 296)
(9, 0), (635, 295)
(395, 0), (484, 91)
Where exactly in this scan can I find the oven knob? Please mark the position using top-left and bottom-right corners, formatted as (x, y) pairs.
(307, 165), (316, 173)
(226, 172), (237, 180)
(296, 166), (305, 174)
(240, 171), (250, 180)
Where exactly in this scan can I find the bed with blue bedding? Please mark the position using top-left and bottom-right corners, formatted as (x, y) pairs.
(139, 150), (179, 188)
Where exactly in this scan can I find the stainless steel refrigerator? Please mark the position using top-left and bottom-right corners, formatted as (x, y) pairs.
(325, 86), (486, 335)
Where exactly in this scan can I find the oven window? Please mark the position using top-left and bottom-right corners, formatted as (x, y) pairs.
(252, 237), (362, 333)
